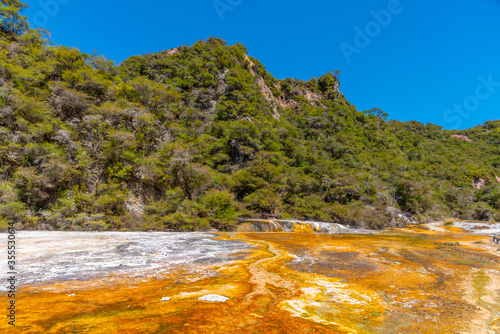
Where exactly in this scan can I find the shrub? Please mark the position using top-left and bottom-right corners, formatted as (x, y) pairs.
(394, 180), (431, 214)
(244, 186), (283, 217)
(82, 220), (108, 231)
(199, 189), (240, 227)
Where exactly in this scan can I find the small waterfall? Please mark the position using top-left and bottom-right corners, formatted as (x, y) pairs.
(236, 219), (347, 233)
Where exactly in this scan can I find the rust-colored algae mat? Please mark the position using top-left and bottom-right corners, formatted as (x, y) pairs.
(2, 228), (499, 333)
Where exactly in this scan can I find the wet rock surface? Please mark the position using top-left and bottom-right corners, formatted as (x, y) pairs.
(289, 250), (379, 280)
(1, 226), (499, 333)
(237, 219), (347, 233)
(452, 221), (500, 234)
(0, 231), (255, 290)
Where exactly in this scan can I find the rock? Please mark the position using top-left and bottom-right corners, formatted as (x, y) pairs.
(385, 206), (400, 217)
(161, 297), (170, 302)
(472, 177), (487, 189)
(52, 129), (71, 144)
(230, 140), (243, 164)
(198, 294), (229, 302)
(34, 223), (54, 231)
(451, 134), (473, 142)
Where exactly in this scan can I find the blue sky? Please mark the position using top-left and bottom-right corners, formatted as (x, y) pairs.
(24, 0), (500, 130)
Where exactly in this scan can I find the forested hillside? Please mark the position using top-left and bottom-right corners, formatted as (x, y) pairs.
(1, 1), (500, 231)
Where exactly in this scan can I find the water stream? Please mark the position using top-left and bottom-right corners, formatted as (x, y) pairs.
(237, 219), (347, 233)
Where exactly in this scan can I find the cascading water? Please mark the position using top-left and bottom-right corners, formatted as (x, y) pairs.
(236, 219), (347, 233)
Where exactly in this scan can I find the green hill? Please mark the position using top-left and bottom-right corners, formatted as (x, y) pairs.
(1, 2), (500, 231)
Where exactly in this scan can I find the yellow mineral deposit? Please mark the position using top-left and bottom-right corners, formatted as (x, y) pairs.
(2, 224), (499, 333)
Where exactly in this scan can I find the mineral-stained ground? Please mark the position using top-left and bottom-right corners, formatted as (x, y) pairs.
(1, 223), (499, 333)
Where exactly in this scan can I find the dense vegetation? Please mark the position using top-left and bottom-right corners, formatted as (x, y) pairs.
(1, 2), (500, 231)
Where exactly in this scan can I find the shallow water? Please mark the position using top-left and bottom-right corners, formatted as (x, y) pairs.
(452, 221), (500, 234)
(0, 226), (499, 333)
(0, 231), (254, 291)
(237, 219), (347, 233)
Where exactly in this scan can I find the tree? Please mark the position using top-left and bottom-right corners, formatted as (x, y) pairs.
(0, 0), (29, 36)
(87, 50), (117, 76)
(365, 108), (389, 120)
(394, 180), (431, 214)
(317, 71), (339, 94)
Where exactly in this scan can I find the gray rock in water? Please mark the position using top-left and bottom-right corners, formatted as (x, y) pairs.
(198, 294), (229, 302)
(161, 297), (170, 302)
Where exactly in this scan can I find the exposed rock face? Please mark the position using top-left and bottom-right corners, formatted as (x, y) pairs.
(34, 223), (54, 231)
(244, 54), (332, 120)
(451, 134), (473, 142)
(230, 139), (243, 164)
(472, 177), (487, 189)
(125, 192), (144, 220)
(162, 47), (179, 56)
(244, 55), (281, 119)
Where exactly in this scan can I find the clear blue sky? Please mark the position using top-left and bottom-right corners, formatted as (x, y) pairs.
(24, 0), (500, 130)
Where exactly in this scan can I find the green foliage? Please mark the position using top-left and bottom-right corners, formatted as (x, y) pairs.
(0, 0), (28, 36)
(1, 14), (500, 231)
(92, 183), (128, 215)
(317, 71), (339, 94)
(394, 180), (431, 214)
(244, 186), (284, 216)
(107, 162), (133, 181)
(87, 50), (117, 76)
(0, 181), (26, 227)
(199, 189), (246, 228)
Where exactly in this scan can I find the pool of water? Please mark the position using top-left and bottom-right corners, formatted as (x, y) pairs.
(0, 231), (254, 291)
